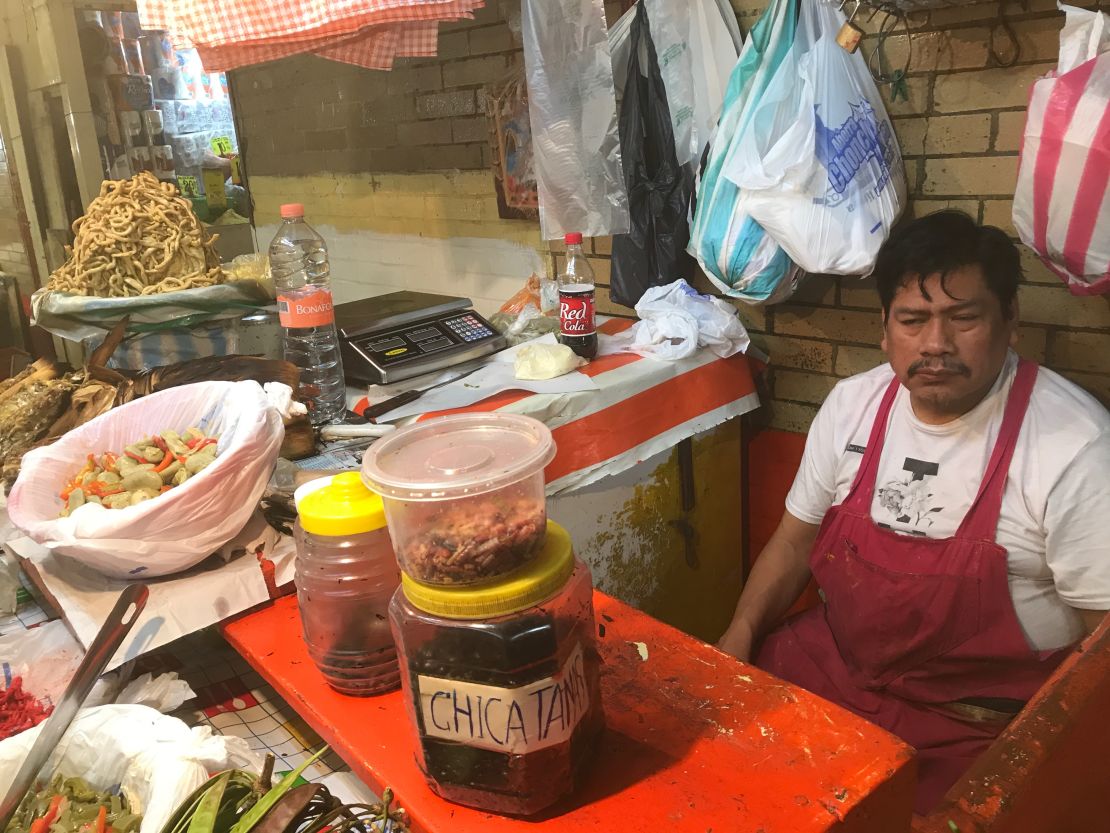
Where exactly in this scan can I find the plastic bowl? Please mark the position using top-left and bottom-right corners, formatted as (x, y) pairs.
(361, 413), (555, 586)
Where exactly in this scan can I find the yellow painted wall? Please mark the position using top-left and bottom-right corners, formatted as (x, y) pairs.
(250, 172), (544, 251)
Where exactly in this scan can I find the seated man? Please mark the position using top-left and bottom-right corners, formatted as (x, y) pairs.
(718, 210), (1110, 813)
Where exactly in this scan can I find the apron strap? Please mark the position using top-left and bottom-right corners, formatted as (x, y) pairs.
(956, 359), (1039, 541)
(842, 374), (902, 511)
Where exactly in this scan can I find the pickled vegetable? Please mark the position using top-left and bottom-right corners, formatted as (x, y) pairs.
(58, 428), (219, 517)
(3, 774), (142, 833)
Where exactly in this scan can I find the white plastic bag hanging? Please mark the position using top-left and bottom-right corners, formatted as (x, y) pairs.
(687, 0), (803, 304)
(522, 0), (629, 240)
(724, 0), (906, 276)
(7, 381), (284, 579)
(1012, 4), (1110, 295)
(609, 0), (742, 168)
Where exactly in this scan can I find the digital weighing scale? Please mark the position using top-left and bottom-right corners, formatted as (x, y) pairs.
(335, 291), (507, 385)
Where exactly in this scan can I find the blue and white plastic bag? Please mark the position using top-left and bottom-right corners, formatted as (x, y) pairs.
(725, 0), (906, 275)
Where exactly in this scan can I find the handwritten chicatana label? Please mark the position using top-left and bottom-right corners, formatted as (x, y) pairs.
(417, 643), (589, 755)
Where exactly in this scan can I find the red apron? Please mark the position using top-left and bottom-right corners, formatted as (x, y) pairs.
(755, 359), (1069, 813)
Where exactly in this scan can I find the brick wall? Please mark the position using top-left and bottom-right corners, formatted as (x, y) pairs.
(579, 0), (1110, 433)
(233, 0), (1110, 434)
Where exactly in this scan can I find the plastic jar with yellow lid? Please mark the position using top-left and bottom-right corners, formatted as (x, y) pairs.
(388, 521), (604, 815)
(295, 472), (401, 696)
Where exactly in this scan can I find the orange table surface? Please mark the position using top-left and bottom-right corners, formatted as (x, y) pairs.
(222, 593), (916, 832)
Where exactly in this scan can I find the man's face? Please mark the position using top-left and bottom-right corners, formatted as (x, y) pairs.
(881, 264), (1017, 423)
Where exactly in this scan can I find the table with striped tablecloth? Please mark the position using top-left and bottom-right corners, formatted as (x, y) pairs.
(352, 319), (761, 495)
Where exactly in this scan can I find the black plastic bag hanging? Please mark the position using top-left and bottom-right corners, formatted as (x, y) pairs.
(610, 2), (697, 309)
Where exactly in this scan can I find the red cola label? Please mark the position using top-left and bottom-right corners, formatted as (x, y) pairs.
(560, 285), (595, 337)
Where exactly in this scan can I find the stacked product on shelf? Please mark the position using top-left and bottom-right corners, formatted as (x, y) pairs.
(80, 9), (240, 221)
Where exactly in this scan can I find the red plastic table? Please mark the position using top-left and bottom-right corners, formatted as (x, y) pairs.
(223, 593), (916, 832)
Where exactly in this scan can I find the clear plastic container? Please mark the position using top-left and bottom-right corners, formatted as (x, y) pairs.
(361, 414), (556, 586)
(294, 473), (401, 696)
(389, 522), (603, 816)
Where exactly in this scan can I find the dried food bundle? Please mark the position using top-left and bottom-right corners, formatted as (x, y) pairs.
(47, 172), (223, 298)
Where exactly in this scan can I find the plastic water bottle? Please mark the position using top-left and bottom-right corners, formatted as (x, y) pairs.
(269, 204), (346, 425)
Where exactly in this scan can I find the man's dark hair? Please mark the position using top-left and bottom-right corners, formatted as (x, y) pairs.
(874, 210), (1021, 319)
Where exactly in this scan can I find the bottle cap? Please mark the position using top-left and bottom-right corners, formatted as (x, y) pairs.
(564, 232), (583, 245)
(298, 472), (388, 536)
(280, 203), (305, 219)
(401, 522), (575, 618)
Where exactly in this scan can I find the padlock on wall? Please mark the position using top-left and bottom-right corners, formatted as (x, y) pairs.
(836, 0), (864, 53)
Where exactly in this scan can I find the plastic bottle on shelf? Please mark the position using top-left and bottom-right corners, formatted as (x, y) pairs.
(269, 204), (347, 425)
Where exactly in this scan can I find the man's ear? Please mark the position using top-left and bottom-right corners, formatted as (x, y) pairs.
(1008, 298), (1020, 348)
(880, 313), (889, 353)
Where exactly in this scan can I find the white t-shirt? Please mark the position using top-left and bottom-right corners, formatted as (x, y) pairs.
(786, 351), (1110, 651)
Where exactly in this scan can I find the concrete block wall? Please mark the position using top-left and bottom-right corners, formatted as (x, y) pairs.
(233, 0), (1110, 433)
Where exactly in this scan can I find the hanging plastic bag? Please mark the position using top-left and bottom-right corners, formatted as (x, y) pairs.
(521, 0), (629, 240)
(610, 4), (697, 308)
(609, 0), (742, 167)
(687, 0), (803, 304)
(724, 0), (906, 276)
(7, 381), (284, 579)
(1013, 4), (1110, 295)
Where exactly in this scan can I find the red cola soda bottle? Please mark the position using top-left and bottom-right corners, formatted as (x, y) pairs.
(558, 233), (597, 360)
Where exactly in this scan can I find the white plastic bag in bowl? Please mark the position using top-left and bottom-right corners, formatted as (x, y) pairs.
(0, 704), (263, 833)
(7, 381), (284, 578)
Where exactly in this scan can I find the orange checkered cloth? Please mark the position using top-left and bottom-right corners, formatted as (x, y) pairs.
(138, 0), (484, 70)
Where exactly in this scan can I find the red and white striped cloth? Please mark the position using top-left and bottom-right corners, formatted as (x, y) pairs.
(138, 0), (484, 71)
(351, 320), (762, 495)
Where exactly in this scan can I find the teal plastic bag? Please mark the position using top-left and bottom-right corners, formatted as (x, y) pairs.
(687, 0), (801, 304)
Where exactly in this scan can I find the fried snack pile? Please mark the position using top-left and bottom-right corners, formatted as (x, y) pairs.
(47, 172), (224, 297)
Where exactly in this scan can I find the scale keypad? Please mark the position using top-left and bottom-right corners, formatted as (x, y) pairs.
(445, 314), (495, 343)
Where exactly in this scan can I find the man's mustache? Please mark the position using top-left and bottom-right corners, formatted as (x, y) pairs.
(908, 358), (970, 376)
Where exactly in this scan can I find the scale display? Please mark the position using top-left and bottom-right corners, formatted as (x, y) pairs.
(336, 292), (507, 385)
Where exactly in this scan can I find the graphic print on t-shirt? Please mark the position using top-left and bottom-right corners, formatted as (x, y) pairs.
(876, 457), (944, 533)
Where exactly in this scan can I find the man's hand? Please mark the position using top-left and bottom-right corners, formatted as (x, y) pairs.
(715, 511), (819, 664)
(716, 617), (756, 662)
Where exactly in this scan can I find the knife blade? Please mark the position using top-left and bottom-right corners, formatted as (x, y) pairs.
(363, 364), (484, 421)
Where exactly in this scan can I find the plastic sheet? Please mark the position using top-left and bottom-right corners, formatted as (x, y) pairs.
(522, 0), (629, 240)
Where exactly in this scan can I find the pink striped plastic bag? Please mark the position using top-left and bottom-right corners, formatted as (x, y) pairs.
(1012, 4), (1110, 296)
